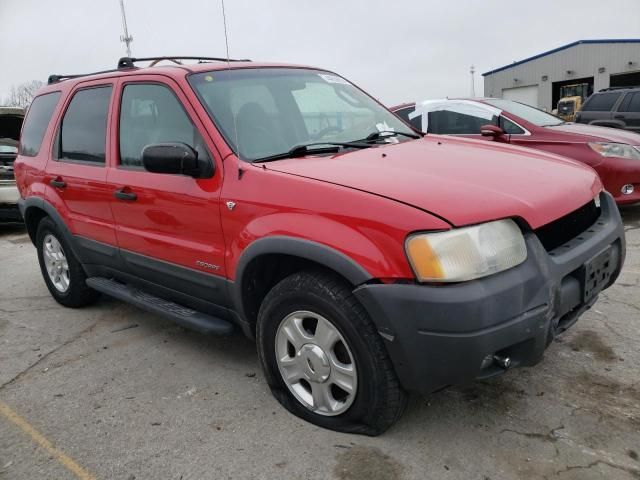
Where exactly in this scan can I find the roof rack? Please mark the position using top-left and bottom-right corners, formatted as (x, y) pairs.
(48, 55), (251, 85)
(116, 56), (251, 68)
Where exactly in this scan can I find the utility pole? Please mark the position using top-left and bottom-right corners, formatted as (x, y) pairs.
(119, 0), (133, 57)
(470, 65), (476, 97)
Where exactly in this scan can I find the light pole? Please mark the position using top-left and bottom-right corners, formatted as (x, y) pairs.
(470, 65), (476, 97)
(119, 0), (133, 57)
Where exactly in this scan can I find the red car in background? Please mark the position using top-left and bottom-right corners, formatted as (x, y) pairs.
(392, 99), (640, 205)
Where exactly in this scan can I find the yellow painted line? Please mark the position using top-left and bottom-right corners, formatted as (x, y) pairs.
(0, 401), (96, 480)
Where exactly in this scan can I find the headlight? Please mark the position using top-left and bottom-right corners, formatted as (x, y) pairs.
(588, 142), (640, 160)
(405, 219), (527, 282)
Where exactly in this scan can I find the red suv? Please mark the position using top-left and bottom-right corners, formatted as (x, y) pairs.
(392, 99), (640, 205)
(15, 57), (625, 435)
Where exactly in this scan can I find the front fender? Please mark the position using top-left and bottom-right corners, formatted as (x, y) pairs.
(235, 234), (373, 288)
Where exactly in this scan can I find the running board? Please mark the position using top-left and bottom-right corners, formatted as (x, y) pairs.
(86, 277), (234, 336)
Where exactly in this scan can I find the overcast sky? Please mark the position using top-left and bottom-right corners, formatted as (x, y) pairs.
(1, 0), (639, 105)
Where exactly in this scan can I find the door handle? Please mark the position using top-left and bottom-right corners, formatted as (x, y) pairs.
(614, 114), (625, 119)
(113, 188), (137, 201)
(49, 177), (66, 189)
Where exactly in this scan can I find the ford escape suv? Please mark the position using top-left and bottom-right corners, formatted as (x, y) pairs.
(15, 57), (625, 435)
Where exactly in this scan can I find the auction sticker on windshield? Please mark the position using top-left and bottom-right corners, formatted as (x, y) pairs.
(318, 73), (350, 85)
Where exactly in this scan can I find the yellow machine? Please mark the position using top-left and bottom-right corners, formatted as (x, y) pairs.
(556, 83), (590, 121)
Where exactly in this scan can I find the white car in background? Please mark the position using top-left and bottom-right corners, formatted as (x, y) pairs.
(0, 107), (24, 223)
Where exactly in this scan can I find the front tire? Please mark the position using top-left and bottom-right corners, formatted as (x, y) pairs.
(36, 217), (99, 307)
(256, 270), (407, 435)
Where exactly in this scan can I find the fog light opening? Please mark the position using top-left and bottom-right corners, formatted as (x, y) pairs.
(621, 184), (634, 195)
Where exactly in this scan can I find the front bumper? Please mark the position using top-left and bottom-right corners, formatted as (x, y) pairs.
(354, 192), (625, 394)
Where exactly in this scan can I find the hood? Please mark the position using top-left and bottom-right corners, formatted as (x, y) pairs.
(265, 136), (601, 229)
(546, 123), (640, 145)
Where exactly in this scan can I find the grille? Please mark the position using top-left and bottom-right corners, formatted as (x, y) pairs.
(558, 101), (575, 115)
(534, 198), (600, 251)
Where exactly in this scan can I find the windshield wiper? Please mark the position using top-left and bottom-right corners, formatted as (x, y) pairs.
(252, 142), (371, 163)
(361, 130), (422, 143)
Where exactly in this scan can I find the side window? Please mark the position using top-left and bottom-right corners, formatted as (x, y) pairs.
(119, 83), (210, 168)
(581, 93), (621, 112)
(55, 86), (112, 163)
(619, 92), (640, 112)
(394, 107), (422, 131)
(500, 116), (525, 134)
(428, 110), (498, 134)
(20, 92), (61, 157)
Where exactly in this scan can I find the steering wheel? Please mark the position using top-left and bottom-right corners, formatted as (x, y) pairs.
(310, 126), (343, 141)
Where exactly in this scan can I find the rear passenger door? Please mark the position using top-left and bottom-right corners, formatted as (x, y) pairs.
(615, 92), (640, 133)
(45, 81), (118, 248)
(107, 76), (228, 305)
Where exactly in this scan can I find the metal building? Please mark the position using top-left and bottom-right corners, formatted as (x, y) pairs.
(482, 39), (640, 111)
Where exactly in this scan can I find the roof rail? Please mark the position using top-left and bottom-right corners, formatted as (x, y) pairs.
(47, 67), (123, 85)
(116, 56), (251, 69)
(48, 55), (252, 85)
(598, 86), (635, 92)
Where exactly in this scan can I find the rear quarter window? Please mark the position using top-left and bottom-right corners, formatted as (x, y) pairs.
(581, 92), (621, 112)
(20, 92), (61, 157)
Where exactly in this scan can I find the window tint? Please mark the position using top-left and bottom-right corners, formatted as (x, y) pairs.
(428, 110), (498, 134)
(20, 92), (61, 157)
(394, 107), (422, 130)
(119, 84), (210, 168)
(582, 92), (621, 112)
(619, 92), (640, 112)
(500, 116), (525, 134)
(56, 87), (111, 163)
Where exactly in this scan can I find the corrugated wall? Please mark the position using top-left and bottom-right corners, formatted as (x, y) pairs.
(483, 43), (640, 110)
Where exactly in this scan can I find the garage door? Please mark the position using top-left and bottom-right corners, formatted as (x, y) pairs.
(502, 85), (539, 108)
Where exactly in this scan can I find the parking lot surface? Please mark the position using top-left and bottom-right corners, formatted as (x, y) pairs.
(1, 208), (639, 480)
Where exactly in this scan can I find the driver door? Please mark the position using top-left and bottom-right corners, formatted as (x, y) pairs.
(106, 76), (228, 305)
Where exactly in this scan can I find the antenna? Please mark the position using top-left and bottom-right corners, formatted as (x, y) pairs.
(221, 0), (242, 163)
(470, 65), (476, 97)
(119, 0), (134, 58)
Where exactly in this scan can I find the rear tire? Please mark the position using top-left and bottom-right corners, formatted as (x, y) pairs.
(36, 217), (99, 307)
(256, 270), (407, 435)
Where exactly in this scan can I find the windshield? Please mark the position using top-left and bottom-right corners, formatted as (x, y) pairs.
(484, 99), (564, 127)
(189, 68), (415, 161)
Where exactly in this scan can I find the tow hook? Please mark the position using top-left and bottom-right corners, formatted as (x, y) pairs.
(493, 355), (512, 369)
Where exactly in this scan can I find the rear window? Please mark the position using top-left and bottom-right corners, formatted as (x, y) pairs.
(582, 92), (621, 112)
(20, 92), (61, 157)
(55, 86), (112, 164)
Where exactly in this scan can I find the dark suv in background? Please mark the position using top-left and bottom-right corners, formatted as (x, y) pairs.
(576, 87), (640, 133)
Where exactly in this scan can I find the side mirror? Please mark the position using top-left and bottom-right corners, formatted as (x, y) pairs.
(480, 124), (505, 138)
(142, 142), (208, 177)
